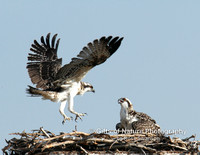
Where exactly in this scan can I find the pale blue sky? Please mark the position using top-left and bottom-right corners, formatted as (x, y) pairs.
(1, 0), (200, 150)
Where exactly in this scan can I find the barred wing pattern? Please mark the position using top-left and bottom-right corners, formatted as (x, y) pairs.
(129, 111), (159, 131)
(132, 120), (159, 131)
(135, 112), (157, 124)
(27, 33), (123, 89)
(55, 36), (124, 83)
(27, 33), (62, 89)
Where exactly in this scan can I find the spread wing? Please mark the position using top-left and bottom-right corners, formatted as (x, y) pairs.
(55, 36), (123, 84)
(27, 33), (62, 89)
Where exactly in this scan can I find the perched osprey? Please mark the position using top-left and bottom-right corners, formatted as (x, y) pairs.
(116, 98), (160, 134)
(27, 33), (123, 124)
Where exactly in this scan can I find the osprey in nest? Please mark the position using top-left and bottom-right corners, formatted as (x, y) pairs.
(116, 98), (160, 134)
(27, 33), (123, 124)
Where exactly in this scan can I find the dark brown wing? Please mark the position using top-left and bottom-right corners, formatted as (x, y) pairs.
(55, 36), (123, 83)
(132, 120), (160, 131)
(136, 112), (157, 123)
(27, 33), (62, 89)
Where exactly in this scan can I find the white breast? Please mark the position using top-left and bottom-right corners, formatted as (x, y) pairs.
(120, 105), (139, 129)
(55, 82), (81, 102)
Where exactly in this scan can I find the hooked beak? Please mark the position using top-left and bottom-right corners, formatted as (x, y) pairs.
(118, 98), (123, 104)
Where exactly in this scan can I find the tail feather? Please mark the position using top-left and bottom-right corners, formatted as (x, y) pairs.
(27, 85), (56, 101)
(26, 85), (42, 96)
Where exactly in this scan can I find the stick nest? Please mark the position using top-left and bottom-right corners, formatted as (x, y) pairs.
(2, 127), (200, 155)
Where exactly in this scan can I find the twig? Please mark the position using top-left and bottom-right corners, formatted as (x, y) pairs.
(109, 139), (118, 150)
(182, 135), (195, 141)
(40, 127), (50, 138)
(28, 142), (43, 155)
(45, 130), (56, 137)
(42, 131), (90, 141)
(140, 148), (146, 155)
(129, 143), (157, 153)
(9, 132), (43, 137)
(42, 140), (75, 151)
(146, 143), (188, 151)
(106, 142), (157, 153)
(76, 144), (88, 154)
(86, 138), (114, 143)
(110, 133), (155, 138)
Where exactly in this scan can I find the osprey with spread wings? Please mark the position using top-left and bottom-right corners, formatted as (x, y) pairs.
(27, 33), (123, 124)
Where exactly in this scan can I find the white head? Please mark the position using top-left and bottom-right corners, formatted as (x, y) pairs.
(79, 82), (95, 95)
(118, 97), (133, 111)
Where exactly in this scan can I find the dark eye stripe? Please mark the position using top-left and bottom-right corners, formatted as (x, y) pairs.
(121, 98), (131, 107)
(122, 98), (126, 101)
(126, 99), (131, 107)
(84, 85), (92, 88)
(119, 98), (129, 103)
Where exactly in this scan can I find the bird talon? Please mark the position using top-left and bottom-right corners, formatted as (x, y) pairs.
(75, 113), (86, 122)
(62, 116), (71, 124)
(75, 115), (82, 122)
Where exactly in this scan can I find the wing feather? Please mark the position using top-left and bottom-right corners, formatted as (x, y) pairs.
(46, 33), (50, 48)
(77, 50), (88, 58)
(51, 34), (57, 48)
(82, 47), (92, 55)
(27, 33), (62, 89)
(27, 34), (123, 89)
(136, 112), (157, 123)
(87, 42), (95, 54)
(55, 36), (123, 83)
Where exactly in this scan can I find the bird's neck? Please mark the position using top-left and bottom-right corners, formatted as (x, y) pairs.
(120, 104), (136, 119)
(77, 82), (87, 95)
